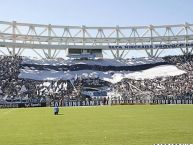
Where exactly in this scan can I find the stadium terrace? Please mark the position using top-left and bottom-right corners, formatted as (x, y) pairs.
(0, 54), (193, 108)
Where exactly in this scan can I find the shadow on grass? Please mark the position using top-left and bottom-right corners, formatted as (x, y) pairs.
(53, 114), (64, 115)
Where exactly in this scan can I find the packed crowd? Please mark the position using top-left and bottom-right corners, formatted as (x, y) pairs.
(0, 56), (22, 98)
(114, 54), (193, 100)
(0, 56), (74, 103)
(0, 54), (193, 105)
(164, 54), (193, 72)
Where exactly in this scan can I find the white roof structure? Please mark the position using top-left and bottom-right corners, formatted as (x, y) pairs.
(0, 21), (193, 59)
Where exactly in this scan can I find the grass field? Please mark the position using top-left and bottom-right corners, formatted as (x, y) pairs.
(0, 105), (193, 145)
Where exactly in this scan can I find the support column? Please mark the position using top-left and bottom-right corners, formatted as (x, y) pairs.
(116, 25), (120, 59)
(82, 25), (86, 46)
(150, 25), (154, 57)
(48, 24), (52, 58)
(185, 22), (189, 54)
(12, 21), (16, 56)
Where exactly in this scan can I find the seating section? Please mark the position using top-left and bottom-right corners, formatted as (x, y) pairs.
(0, 54), (193, 106)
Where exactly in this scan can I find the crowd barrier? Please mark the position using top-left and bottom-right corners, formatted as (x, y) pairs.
(112, 99), (193, 105)
(0, 99), (193, 108)
(51, 99), (193, 107)
(0, 103), (18, 108)
(0, 102), (46, 108)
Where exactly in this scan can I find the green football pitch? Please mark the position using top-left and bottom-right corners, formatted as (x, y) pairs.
(0, 105), (192, 145)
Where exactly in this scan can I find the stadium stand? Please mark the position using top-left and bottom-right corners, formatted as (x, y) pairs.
(0, 54), (193, 107)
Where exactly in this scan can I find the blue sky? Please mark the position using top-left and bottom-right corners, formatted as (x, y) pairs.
(0, 0), (193, 58)
(1, 0), (193, 26)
